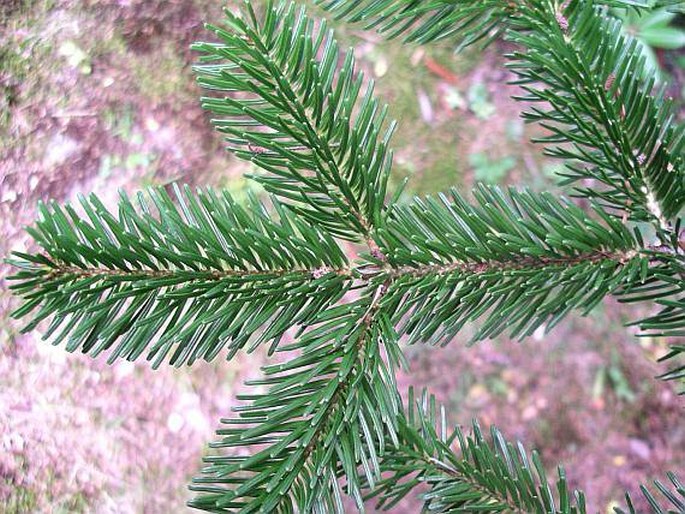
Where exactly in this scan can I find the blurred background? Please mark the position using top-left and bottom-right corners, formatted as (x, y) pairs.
(1, 1), (684, 512)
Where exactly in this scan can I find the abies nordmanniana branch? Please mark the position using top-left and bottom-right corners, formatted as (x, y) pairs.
(10, 183), (660, 359)
(378, 186), (647, 345)
(9, 184), (663, 367)
(507, 0), (685, 228)
(190, 292), (403, 513)
(6, 0), (685, 513)
(322, 0), (685, 230)
(8, 186), (352, 367)
(192, 1), (395, 241)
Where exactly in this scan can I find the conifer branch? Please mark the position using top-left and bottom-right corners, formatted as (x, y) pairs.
(369, 389), (684, 514)
(6, 1), (685, 512)
(8, 185), (351, 367)
(507, 0), (685, 233)
(375, 185), (651, 344)
(10, 183), (674, 364)
(189, 290), (402, 513)
(315, 0), (674, 46)
(192, 1), (396, 240)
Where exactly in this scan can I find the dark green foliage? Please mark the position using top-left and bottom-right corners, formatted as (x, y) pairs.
(507, 0), (685, 229)
(8, 185), (351, 367)
(193, 1), (395, 240)
(370, 389), (588, 513)
(378, 185), (649, 344)
(190, 295), (402, 513)
(315, 0), (681, 46)
(7, 0), (685, 512)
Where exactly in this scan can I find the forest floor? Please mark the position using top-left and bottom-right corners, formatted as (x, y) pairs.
(1, 1), (684, 513)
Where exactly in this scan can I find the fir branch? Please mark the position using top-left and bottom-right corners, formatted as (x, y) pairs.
(315, 0), (671, 46)
(189, 290), (402, 513)
(618, 240), (685, 388)
(370, 389), (684, 513)
(7, 185), (351, 367)
(315, 0), (512, 47)
(368, 388), (589, 513)
(375, 185), (650, 345)
(10, 182), (671, 365)
(192, 1), (396, 240)
(6, 2), (685, 511)
(507, 0), (685, 233)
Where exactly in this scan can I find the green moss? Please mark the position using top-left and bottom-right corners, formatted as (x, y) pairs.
(128, 41), (192, 103)
(87, 29), (128, 60)
(0, 0), (56, 149)
(0, 46), (28, 134)
(1, 0), (54, 24)
(1, 485), (38, 514)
